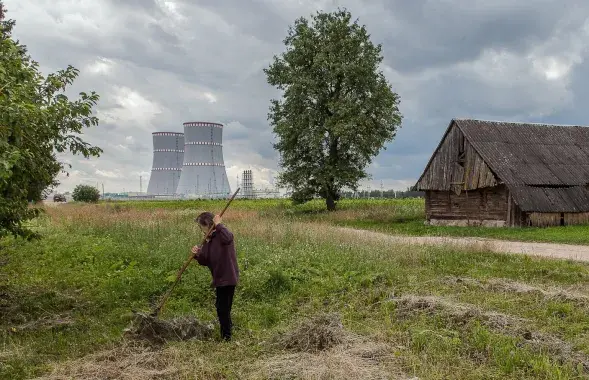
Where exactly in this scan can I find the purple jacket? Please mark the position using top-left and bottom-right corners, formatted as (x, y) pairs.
(195, 223), (239, 288)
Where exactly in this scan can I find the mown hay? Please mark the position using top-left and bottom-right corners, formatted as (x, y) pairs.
(392, 295), (589, 371)
(251, 343), (396, 380)
(392, 295), (525, 330)
(443, 276), (589, 307)
(34, 344), (178, 380)
(273, 312), (347, 353)
(124, 312), (214, 345)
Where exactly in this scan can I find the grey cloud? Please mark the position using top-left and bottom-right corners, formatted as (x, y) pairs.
(5, 0), (589, 193)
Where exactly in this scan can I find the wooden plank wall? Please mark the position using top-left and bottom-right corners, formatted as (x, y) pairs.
(425, 186), (508, 221)
(417, 125), (497, 191)
(528, 212), (589, 227)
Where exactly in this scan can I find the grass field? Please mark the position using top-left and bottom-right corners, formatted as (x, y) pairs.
(1, 199), (589, 379)
(115, 198), (589, 245)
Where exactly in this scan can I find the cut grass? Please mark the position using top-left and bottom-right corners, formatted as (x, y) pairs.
(1, 202), (589, 379)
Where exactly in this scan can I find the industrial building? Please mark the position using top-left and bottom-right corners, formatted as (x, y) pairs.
(242, 169), (254, 199)
(175, 121), (232, 198)
(146, 132), (184, 195)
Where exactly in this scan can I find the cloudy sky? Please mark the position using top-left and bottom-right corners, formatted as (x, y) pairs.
(5, 0), (589, 193)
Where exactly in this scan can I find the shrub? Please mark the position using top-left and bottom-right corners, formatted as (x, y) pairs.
(72, 185), (100, 203)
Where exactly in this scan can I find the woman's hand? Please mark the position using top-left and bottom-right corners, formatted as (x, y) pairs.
(213, 214), (222, 226)
(191, 245), (200, 256)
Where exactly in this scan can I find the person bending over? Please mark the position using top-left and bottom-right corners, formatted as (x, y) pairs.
(191, 212), (239, 341)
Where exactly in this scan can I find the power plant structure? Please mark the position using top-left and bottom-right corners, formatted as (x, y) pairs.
(175, 121), (232, 199)
(146, 132), (184, 195)
(242, 169), (254, 199)
(236, 169), (281, 199)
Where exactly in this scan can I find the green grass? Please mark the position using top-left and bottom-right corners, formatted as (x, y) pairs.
(1, 202), (589, 379)
(339, 219), (589, 245)
(105, 197), (589, 245)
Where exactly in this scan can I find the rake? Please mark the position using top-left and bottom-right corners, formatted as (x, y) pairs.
(150, 187), (241, 318)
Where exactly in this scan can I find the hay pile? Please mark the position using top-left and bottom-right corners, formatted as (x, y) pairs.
(34, 343), (179, 380)
(124, 312), (214, 345)
(253, 312), (405, 380)
(252, 343), (398, 380)
(273, 312), (347, 353)
(443, 276), (589, 307)
(392, 295), (525, 329)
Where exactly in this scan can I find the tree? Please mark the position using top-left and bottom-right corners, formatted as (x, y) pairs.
(264, 8), (402, 211)
(0, 2), (101, 239)
(72, 185), (100, 203)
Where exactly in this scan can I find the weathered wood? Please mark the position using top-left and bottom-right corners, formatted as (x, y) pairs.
(425, 186), (508, 222)
(507, 192), (512, 227)
(417, 124), (497, 191)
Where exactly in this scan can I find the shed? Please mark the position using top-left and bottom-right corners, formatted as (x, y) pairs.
(415, 119), (589, 227)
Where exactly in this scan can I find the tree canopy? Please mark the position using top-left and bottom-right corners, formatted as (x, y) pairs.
(264, 8), (403, 211)
(72, 184), (100, 203)
(0, 2), (102, 239)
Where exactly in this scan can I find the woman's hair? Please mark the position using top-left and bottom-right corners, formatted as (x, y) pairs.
(195, 211), (214, 227)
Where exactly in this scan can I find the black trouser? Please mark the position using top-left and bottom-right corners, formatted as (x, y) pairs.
(215, 285), (235, 341)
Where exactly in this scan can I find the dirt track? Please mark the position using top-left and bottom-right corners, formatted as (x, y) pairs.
(340, 228), (589, 263)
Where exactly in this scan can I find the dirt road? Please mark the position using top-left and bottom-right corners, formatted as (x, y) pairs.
(340, 228), (589, 263)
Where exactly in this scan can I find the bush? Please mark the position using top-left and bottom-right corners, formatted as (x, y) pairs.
(72, 185), (100, 203)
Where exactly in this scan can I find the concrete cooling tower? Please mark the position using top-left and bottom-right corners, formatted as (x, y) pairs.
(176, 121), (231, 198)
(146, 132), (184, 195)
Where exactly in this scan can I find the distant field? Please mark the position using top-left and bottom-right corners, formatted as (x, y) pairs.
(110, 197), (589, 245)
(2, 202), (589, 379)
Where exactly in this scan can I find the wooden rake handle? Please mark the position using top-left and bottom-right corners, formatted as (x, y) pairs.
(151, 187), (241, 317)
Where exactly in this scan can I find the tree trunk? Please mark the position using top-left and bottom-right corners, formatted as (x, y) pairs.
(326, 191), (336, 211)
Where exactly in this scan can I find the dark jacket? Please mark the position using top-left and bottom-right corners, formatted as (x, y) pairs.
(195, 223), (239, 288)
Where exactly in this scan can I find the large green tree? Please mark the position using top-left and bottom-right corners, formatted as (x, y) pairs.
(264, 8), (402, 211)
(0, 2), (102, 239)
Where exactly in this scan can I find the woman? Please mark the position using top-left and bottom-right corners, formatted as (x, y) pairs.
(191, 212), (239, 342)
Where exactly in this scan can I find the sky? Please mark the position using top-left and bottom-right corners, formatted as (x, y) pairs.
(5, 0), (589, 194)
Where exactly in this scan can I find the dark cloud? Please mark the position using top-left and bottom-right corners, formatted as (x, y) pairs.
(4, 0), (589, 192)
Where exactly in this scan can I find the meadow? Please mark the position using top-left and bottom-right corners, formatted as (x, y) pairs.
(1, 198), (589, 379)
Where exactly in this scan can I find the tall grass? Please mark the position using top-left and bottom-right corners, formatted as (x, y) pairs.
(1, 202), (589, 379)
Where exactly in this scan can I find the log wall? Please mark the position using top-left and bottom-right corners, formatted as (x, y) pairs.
(417, 124), (497, 191)
(425, 186), (508, 224)
(528, 212), (589, 227)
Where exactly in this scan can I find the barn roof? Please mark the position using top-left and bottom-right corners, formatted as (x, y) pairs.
(455, 119), (589, 186)
(419, 119), (589, 213)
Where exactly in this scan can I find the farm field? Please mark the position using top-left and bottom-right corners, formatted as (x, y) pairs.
(1, 199), (589, 379)
(119, 198), (589, 245)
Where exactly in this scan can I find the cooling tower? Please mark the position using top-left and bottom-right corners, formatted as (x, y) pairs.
(176, 121), (231, 198)
(146, 132), (184, 195)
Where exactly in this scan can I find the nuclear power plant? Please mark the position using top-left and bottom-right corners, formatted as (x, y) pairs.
(147, 121), (231, 199)
(146, 132), (184, 195)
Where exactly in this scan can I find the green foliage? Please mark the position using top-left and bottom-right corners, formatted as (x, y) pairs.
(72, 185), (100, 203)
(0, 2), (101, 240)
(2, 203), (589, 379)
(264, 8), (403, 211)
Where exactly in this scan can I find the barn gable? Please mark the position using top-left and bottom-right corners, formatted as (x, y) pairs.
(416, 120), (497, 193)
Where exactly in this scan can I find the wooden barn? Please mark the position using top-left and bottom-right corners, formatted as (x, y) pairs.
(415, 119), (589, 227)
